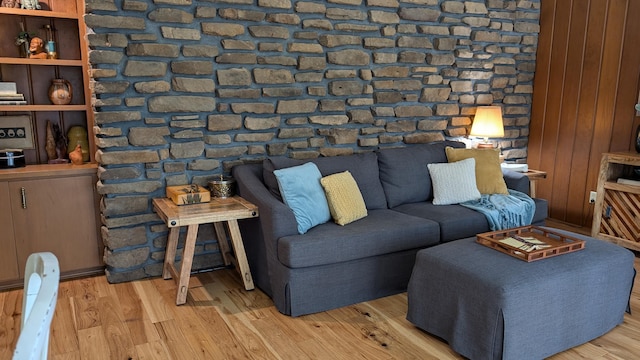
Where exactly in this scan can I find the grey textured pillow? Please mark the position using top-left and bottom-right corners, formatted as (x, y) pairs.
(428, 158), (481, 205)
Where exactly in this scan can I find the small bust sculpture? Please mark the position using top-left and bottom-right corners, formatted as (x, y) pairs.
(28, 37), (48, 59)
(1, 0), (20, 8)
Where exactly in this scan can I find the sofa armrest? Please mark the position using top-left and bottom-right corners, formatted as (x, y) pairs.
(232, 164), (300, 298)
(232, 164), (299, 240)
(502, 169), (530, 195)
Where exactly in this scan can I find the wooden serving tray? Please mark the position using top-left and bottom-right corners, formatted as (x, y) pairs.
(476, 226), (585, 262)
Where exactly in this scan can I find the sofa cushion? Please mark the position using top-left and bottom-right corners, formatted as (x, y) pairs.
(321, 171), (368, 225)
(392, 202), (491, 242)
(264, 152), (387, 210)
(277, 209), (440, 268)
(428, 158), (481, 205)
(445, 147), (509, 195)
(393, 197), (548, 243)
(274, 162), (331, 234)
(377, 141), (466, 208)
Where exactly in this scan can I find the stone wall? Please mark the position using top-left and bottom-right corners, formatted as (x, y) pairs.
(86, 0), (541, 283)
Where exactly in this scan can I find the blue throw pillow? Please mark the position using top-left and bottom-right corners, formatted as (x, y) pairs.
(274, 162), (331, 234)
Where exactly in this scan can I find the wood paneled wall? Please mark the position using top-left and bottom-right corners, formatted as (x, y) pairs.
(528, 0), (640, 227)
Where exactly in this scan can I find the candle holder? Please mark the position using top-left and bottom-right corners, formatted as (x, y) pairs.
(209, 175), (236, 198)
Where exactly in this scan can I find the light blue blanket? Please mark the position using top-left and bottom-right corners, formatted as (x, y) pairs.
(461, 189), (535, 231)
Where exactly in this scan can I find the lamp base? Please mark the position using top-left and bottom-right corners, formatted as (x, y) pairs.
(476, 142), (495, 149)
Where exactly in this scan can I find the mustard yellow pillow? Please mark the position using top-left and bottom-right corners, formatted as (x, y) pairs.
(445, 147), (508, 195)
(320, 171), (367, 225)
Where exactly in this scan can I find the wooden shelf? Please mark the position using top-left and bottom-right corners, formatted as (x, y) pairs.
(0, 162), (97, 181)
(0, 105), (87, 111)
(603, 181), (640, 195)
(0, 57), (82, 66)
(0, 7), (78, 19)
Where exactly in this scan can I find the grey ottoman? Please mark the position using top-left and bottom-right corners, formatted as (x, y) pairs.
(407, 230), (635, 360)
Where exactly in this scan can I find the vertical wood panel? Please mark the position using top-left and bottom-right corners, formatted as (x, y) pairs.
(533, 0), (573, 209)
(611, 0), (640, 152)
(550, 1), (589, 221)
(572, 0), (609, 225)
(528, 0), (556, 168)
(529, 0), (640, 227)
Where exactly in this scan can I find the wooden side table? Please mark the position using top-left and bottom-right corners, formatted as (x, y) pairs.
(522, 169), (547, 198)
(152, 196), (259, 305)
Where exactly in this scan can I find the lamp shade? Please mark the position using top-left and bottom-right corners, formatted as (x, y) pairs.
(470, 106), (504, 138)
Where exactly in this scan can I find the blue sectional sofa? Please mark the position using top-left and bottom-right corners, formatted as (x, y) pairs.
(232, 141), (548, 316)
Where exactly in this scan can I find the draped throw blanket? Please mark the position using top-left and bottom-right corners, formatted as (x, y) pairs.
(461, 189), (535, 231)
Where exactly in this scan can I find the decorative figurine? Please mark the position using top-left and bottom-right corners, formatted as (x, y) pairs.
(21, 0), (41, 10)
(45, 120), (57, 161)
(28, 37), (47, 59)
(15, 23), (35, 58)
(47, 121), (68, 164)
(68, 144), (83, 165)
(1, 0), (20, 8)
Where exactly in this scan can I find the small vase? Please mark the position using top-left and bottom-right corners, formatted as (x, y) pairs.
(48, 78), (72, 105)
(19, 42), (29, 58)
(635, 124), (640, 153)
(67, 126), (90, 162)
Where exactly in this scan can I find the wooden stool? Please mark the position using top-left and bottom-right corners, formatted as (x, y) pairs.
(153, 196), (259, 305)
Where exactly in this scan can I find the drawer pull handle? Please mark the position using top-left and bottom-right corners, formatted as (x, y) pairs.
(20, 187), (26, 209)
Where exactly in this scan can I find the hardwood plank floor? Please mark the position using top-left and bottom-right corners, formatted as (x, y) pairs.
(1, 232), (639, 359)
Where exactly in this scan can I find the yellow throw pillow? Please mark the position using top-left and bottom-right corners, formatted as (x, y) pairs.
(320, 171), (368, 225)
(445, 147), (509, 195)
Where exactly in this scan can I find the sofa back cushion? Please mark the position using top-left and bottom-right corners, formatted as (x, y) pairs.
(377, 141), (465, 208)
(263, 151), (387, 210)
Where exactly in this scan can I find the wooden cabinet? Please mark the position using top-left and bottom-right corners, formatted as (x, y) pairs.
(591, 152), (640, 251)
(0, 181), (19, 282)
(0, 166), (103, 289)
(0, 0), (95, 165)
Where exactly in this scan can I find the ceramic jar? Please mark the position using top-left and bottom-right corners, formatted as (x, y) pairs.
(48, 78), (72, 105)
(67, 126), (89, 162)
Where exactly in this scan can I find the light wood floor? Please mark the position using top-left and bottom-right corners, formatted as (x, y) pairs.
(1, 224), (639, 359)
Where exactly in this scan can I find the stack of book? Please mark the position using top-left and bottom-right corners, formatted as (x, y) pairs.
(617, 178), (640, 186)
(0, 82), (27, 105)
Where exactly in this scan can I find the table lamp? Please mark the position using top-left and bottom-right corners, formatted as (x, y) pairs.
(470, 106), (504, 148)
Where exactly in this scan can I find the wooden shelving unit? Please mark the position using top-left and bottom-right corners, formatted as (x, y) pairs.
(591, 152), (640, 251)
(0, 0), (102, 289)
(0, 0), (96, 165)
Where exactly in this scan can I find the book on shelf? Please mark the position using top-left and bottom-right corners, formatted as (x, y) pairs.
(0, 94), (25, 101)
(617, 178), (640, 186)
(0, 100), (27, 105)
(0, 82), (17, 94)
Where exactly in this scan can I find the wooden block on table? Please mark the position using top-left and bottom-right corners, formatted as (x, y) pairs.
(166, 185), (211, 205)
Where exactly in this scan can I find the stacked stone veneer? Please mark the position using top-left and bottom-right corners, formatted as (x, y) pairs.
(86, 0), (540, 283)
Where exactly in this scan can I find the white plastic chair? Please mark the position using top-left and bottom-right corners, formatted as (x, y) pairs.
(13, 252), (60, 360)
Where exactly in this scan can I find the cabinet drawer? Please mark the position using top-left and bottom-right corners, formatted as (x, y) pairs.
(597, 189), (640, 244)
